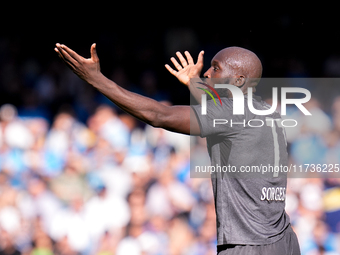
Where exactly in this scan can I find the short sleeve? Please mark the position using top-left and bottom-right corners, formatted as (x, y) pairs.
(191, 98), (235, 137)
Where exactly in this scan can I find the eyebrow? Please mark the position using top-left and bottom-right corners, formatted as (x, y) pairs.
(211, 59), (222, 68)
(211, 59), (222, 67)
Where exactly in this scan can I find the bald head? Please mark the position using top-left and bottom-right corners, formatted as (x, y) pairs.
(204, 46), (262, 91)
(217, 47), (262, 79)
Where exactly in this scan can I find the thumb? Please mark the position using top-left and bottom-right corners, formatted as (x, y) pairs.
(197, 50), (204, 65)
(91, 43), (99, 62)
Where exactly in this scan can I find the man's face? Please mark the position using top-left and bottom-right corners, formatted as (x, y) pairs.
(202, 51), (246, 97)
(203, 52), (233, 81)
(204, 58), (225, 79)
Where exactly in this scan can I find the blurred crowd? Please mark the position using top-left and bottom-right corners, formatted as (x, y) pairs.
(0, 102), (217, 255)
(283, 94), (340, 255)
(1, 90), (340, 255)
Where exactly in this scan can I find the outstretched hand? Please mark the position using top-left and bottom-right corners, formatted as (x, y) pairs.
(55, 43), (101, 85)
(165, 51), (204, 87)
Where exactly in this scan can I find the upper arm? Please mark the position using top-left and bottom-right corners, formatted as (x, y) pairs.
(152, 105), (201, 136)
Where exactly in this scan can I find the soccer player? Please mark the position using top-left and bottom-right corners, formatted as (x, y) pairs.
(54, 43), (301, 255)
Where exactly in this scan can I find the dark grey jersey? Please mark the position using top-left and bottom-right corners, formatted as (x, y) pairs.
(192, 94), (290, 246)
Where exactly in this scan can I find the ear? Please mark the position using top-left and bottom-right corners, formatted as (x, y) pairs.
(235, 75), (246, 87)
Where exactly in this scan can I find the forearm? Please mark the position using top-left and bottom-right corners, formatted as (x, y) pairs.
(90, 74), (168, 127)
(189, 80), (205, 104)
(54, 43), (195, 134)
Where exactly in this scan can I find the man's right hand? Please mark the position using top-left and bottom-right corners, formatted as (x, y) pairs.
(55, 43), (102, 86)
(165, 51), (204, 87)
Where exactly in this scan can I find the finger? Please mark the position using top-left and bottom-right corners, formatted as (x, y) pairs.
(59, 44), (83, 63)
(55, 43), (68, 60)
(184, 51), (194, 65)
(91, 43), (99, 63)
(55, 44), (66, 61)
(56, 45), (77, 69)
(55, 48), (64, 61)
(176, 51), (188, 67)
(165, 64), (178, 76)
(197, 50), (204, 67)
(170, 57), (183, 71)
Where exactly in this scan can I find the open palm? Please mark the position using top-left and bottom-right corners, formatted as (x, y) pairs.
(165, 51), (204, 87)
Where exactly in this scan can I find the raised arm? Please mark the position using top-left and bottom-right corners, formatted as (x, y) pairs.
(54, 43), (200, 135)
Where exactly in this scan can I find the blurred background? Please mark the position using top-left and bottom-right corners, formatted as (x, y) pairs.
(1, 8), (340, 255)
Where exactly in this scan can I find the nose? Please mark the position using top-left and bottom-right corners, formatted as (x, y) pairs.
(204, 68), (211, 78)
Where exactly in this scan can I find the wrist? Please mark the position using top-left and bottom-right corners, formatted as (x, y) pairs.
(88, 72), (107, 88)
(187, 75), (200, 87)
